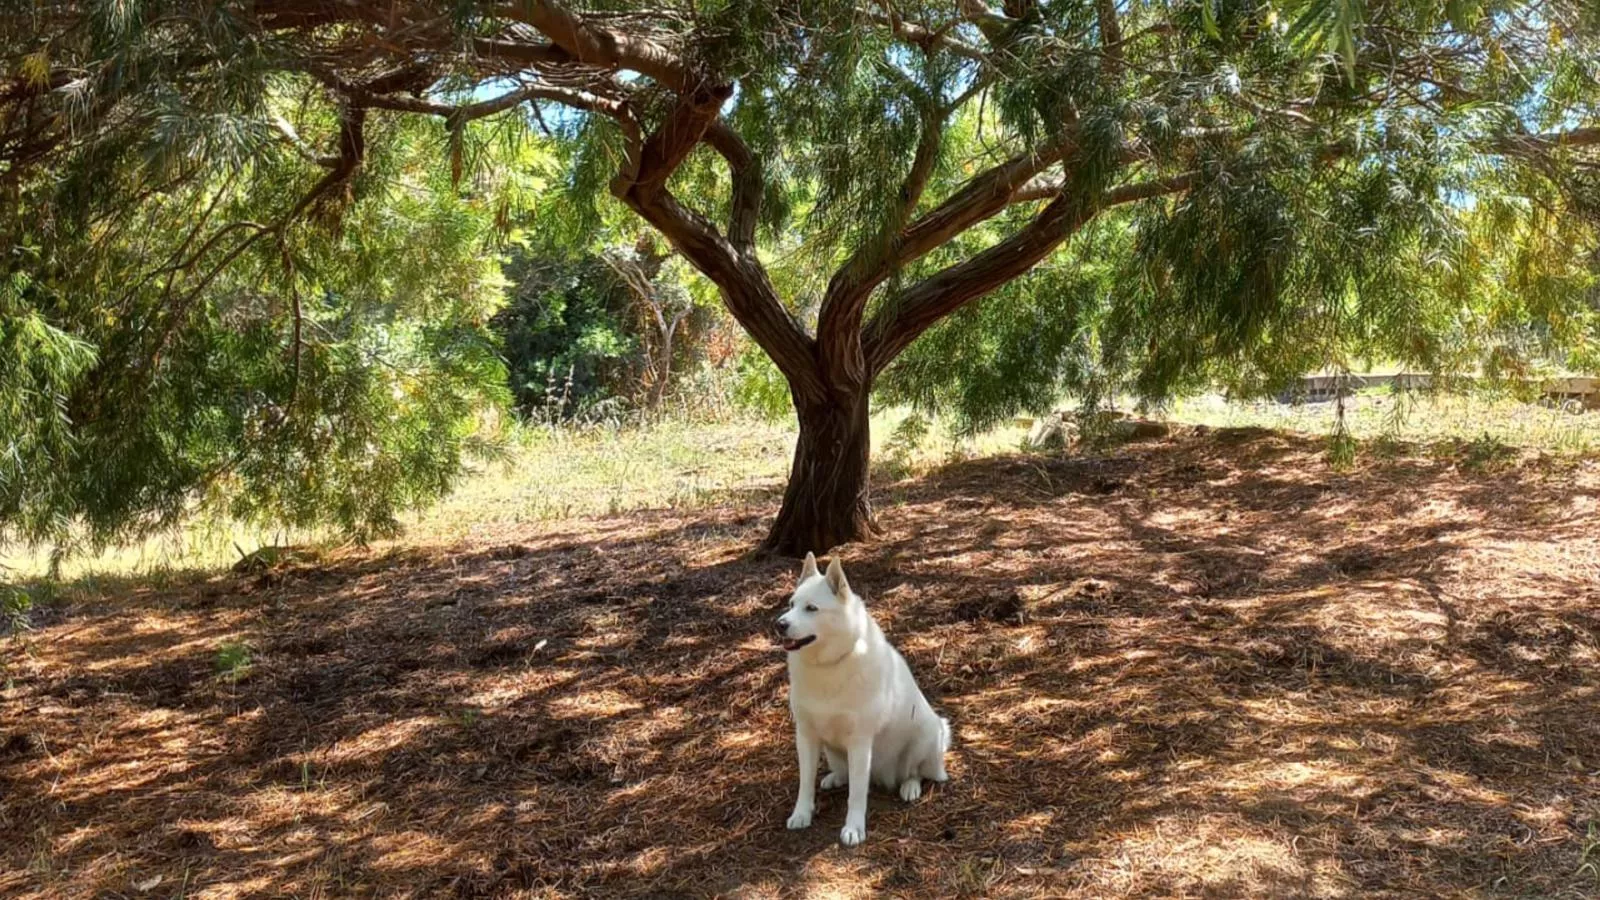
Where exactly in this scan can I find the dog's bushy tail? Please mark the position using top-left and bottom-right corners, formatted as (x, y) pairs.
(939, 716), (952, 751)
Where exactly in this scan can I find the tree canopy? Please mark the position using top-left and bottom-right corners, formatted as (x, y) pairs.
(3, 0), (1598, 555)
(2, 81), (520, 551)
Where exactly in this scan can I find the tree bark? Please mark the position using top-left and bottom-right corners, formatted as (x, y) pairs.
(761, 385), (879, 557)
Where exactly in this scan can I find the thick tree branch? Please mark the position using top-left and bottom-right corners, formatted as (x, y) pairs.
(896, 140), (1078, 263)
(499, 0), (699, 91)
(863, 171), (1195, 373)
(811, 139), (1088, 339)
(470, 36), (578, 68)
(816, 92), (949, 387)
(808, 131), (1086, 389)
(1495, 126), (1600, 156)
(703, 120), (762, 252)
(626, 83), (732, 198)
(312, 70), (621, 125)
(609, 89), (819, 402)
(1096, 0), (1124, 77)
(958, 0), (1018, 43)
(863, 195), (1088, 374)
(1010, 172), (1065, 204)
(622, 186), (821, 403)
(437, 3), (806, 397)
(860, 7), (987, 60)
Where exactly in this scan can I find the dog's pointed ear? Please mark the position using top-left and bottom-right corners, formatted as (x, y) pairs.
(825, 556), (850, 598)
(799, 551), (818, 582)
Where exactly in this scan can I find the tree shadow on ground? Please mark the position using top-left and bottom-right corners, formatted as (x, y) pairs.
(3, 429), (1598, 898)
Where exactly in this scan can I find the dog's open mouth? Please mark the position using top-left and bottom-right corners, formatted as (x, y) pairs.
(781, 636), (817, 652)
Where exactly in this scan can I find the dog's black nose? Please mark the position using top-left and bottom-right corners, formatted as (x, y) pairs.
(773, 616), (789, 636)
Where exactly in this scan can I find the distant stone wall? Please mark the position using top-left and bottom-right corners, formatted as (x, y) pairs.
(1274, 374), (1599, 410)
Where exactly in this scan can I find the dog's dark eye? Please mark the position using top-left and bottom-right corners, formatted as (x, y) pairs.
(804, 604), (817, 612)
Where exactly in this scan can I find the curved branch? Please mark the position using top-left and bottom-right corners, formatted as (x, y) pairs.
(471, 36), (578, 68)
(864, 171), (1195, 373)
(1009, 172), (1065, 205)
(312, 69), (622, 124)
(498, 0), (700, 91)
(807, 136), (1078, 350)
(621, 185), (821, 402)
(611, 90), (819, 402)
(1096, 0), (1124, 77)
(703, 120), (762, 252)
(816, 92), (950, 385)
(860, 7), (987, 60)
(1493, 126), (1600, 157)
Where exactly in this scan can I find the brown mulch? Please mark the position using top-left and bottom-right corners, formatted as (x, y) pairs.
(3, 429), (1599, 898)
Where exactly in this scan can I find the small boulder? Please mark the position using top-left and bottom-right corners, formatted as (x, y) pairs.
(1026, 412), (1074, 451)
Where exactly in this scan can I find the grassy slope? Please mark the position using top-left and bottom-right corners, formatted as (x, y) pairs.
(3, 393), (1596, 586)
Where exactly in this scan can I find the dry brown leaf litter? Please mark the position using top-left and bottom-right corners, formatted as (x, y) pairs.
(2, 429), (1598, 898)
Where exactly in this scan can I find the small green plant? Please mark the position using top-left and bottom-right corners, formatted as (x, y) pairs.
(2, 582), (33, 633)
(214, 641), (253, 683)
(877, 412), (932, 482)
(1074, 408), (1125, 450)
(1447, 433), (1518, 472)
(299, 759), (329, 792)
(1578, 821), (1599, 885)
(1324, 394), (1359, 469)
(1325, 427), (1359, 469)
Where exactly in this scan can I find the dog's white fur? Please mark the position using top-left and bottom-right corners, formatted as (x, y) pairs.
(777, 553), (951, 846)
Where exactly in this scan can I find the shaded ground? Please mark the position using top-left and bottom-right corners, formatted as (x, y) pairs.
(3, 429), (1599, 898)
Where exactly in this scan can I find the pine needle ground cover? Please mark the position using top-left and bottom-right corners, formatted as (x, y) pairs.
(3, 428), (1598, 898)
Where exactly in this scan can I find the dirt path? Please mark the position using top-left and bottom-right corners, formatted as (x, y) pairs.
(3, 430), (1598, 898)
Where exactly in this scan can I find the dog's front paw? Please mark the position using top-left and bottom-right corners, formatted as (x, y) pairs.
(819, 771), (847, 790)
(898, 778), (923, 802)
(786, 807), (813, 830)
(839, 822), (866, 846)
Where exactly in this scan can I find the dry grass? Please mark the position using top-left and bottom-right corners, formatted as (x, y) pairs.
(1169, 391), (1600, 453)
(3, 428), (1599, 898)
(0, 410), (1000, 581)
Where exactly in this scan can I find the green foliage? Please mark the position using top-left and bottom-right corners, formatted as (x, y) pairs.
(1326, 422), (1359, 469)
(886, 114), (1599, 432)
(877, 411), (933, 482)
(214, 640), (253, 683)
(3, 0), (1598, 552)
(1440, 433), (1519, 472)
(494, 249), (636, 418)
(880, 254), (1117, 434)
(730, 345), (793, 420)
(2, 96), (514, 551)
(0, 276), (99, 543)
(1579, 821), (1600, 885)
(2, 581), (36, 633)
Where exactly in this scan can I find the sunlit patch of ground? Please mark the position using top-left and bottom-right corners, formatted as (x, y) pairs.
(3, 429), (1598, 897)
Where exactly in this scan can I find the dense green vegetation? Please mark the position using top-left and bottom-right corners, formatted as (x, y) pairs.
(2, 0), (1597, 557)
(2, 104), (520, 551)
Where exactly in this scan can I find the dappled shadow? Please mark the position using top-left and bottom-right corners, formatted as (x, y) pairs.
(3, 428), (1598, 898)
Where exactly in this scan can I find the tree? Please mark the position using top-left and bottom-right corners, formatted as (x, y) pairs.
(4, 0), (1598, 556)
(599, 236), (699, 411)
(495, 248), (640, 418)
(1, 87), (518, 552)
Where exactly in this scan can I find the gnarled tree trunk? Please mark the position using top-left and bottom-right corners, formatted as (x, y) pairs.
(760, 386), (879, 557)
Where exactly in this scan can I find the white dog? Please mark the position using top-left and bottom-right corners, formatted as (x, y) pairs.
(776, 552), (951, 846)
